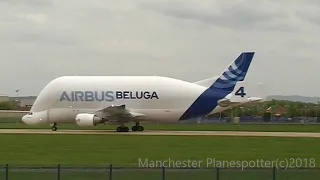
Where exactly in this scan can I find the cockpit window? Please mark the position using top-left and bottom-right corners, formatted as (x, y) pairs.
(28, 112), (33, 115)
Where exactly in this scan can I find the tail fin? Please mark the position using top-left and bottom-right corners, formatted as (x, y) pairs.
(194, 52), (255, 89)
(179, 52), (255, 120)
(210, 52), (254, 92)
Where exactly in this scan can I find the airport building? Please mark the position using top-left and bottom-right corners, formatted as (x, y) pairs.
(9, 96), (37, 110)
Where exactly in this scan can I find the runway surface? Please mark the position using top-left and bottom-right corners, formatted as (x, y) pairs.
(0, 129), (320, 137)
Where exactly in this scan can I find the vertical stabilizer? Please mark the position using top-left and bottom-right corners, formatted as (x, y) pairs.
(180, 52), (255, 120)
(209, 52), (255, 92)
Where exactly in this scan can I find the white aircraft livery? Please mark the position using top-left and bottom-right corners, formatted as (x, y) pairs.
(22, 52), (263, 132)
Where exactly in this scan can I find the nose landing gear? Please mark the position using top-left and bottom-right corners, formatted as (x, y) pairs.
(50, 123), (58, 131)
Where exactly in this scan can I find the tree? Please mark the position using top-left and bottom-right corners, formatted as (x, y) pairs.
(0, 101), (15, 110)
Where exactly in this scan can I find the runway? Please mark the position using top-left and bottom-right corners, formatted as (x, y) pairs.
(0, 129), (320, 137)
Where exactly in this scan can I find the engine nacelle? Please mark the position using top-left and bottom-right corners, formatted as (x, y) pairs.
(75, 113), (104, 127)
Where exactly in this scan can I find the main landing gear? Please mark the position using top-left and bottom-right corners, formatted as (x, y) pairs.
(116, 125), (129, 132)
(131, 122), (144, 132)
(51, 123), (58, 131)
(116, 122), (144, 132)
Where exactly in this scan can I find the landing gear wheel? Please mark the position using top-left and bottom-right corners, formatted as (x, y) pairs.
(137, 126), (144, 131)
(132, 122), (144, 132)
(123, 126), (129, 132)
(131, 125), (144, 132)
(117, 126), (129, 132)
(51, 123), (57, 131)
(132, 126), (138, 131)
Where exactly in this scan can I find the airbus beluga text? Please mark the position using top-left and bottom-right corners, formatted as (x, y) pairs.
(22, 52), (263, 132)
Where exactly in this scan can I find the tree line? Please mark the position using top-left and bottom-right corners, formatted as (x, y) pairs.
(210, 99), (320, 118)
(0, 101), (17, 110)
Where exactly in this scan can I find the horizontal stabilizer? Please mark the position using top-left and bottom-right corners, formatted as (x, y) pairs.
(217, 81), (265, 107)
(218, 96), (263, 107)
(248, 97), (264, 103)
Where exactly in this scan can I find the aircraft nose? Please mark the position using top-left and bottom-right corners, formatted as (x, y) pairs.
(21, 112), (46, 125)
(22, 114), (33, 124)
(21, 115), (28, 124)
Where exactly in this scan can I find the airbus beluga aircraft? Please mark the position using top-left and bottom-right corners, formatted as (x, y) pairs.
(22, 52), (263, 132)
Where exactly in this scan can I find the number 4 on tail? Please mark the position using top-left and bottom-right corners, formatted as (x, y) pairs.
(235, 87), (246, 97)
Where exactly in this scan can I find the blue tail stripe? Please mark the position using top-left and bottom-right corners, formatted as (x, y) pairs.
(221, 72), (245, 82)
(224, 70), (240, 78)
(179, 52), (254, 120)
(214, 81), (236, 88)
(228, 67), (242, 75)
(211, 52), (253, 91)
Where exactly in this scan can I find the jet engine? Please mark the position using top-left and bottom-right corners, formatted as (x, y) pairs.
(75, 113), (105, 127)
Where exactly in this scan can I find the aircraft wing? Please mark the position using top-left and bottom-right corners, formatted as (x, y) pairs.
(94, 104), (145, 122)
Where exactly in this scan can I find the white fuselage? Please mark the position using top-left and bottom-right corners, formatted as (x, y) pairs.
(22, 76), (229, 125)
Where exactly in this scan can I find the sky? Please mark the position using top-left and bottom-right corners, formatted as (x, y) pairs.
(0, 0), (320, 97)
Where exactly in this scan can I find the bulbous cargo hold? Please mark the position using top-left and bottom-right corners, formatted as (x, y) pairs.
(30, 75), (206, 113)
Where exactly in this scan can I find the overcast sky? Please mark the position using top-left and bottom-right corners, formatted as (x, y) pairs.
(0, 0), (319, 97)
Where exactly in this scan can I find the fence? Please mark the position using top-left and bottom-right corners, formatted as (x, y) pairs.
(1, 165), (320, 180)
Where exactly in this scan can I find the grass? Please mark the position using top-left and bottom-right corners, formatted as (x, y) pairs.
(1, 134), (320, 179)
(1, 134), (319, 166)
